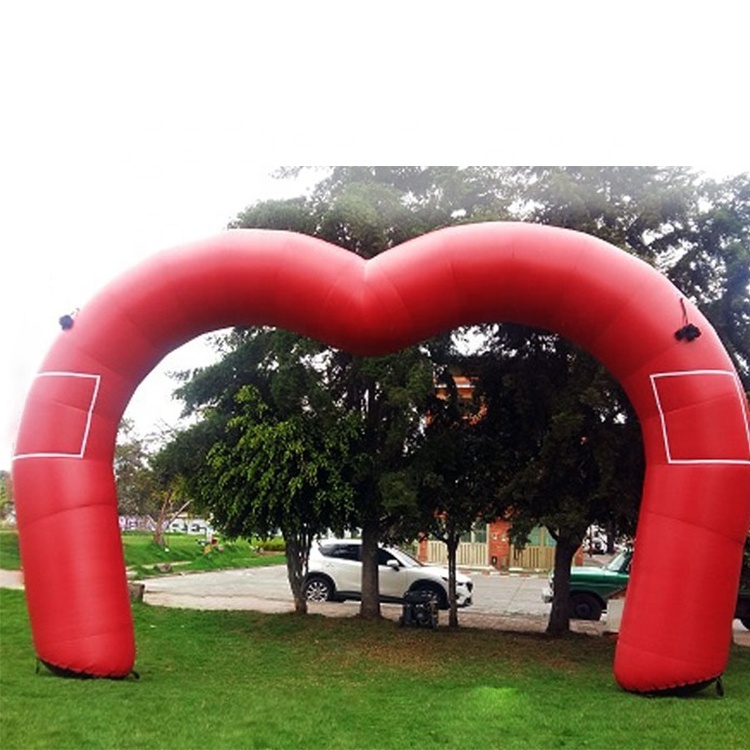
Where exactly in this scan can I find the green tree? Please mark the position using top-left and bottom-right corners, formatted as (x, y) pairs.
(483, 166), (748, 633)
(168, 322), (434, 618)
(673, 173), (750, 382)
(413, 365), (497, 627)
(516, 166), (749, 386)
(439, 327), (643, 634)
(152, 402), (230, 508)
(114, 419), (158, 517)
(182, 167), (512, 619)
(116, 419), (196, 545)
(0, 470), (12, 523)
(163, 165), (747, 632)
(493, 339), (643, 633)
(203, 384), (358, 613)
(338, 348), (435, 618)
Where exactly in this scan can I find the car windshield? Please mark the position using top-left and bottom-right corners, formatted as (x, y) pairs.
(388, 546), (423, 568)
(605, 549), (631, 572)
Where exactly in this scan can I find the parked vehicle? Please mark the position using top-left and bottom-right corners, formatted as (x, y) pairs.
(542, 548), (631, 620)
(542, 547), (750, 629)
(304, 539), (473, 609)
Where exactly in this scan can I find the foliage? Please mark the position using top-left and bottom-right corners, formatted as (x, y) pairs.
(114, 419), (195, 545)
(478, 336), (644, 538)
(2, 589), (750, 749)
(114, 419), (159, 516)
(170, 169), (497, 619)
(0, 530), (21, 569)
(204, 385), (357, 540)
(151, 413), (224, 512)
(413, 365), (498, 627)
(160, 165), (748, 629)
(685, 174), (750, 380)
(515, 166), (749, 387)
(472, 167), (749, 632)
(0, 529), (283, 576)
(257, 536), (286, 552)
(120, 532), (284, 577)
(200, 382), (358, 612)
(0, 470), (12, 523)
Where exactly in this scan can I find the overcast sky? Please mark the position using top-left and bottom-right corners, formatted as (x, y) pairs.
(1, 1), (748, 470)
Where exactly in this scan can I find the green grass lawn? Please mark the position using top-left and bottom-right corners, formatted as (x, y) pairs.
(1, 589), (749, 750)
(120, 532), (285, 576)
(0, 530), (22, 570)
(0, 530), (285, 576)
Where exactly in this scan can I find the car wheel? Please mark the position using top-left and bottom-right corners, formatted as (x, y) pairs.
(304, 575), (334, 602)
(569, 593), (603, 621)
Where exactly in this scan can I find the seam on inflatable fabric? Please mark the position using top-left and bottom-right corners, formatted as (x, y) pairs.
(649, 369), (750, 465)
(364, 257), (417, 335)
(13, 371), (101, 460)
(320, 262), (366, 337)
(22, 499), (126, 535)
(111, 294), (172, 367)
(638, 507), (748, 545)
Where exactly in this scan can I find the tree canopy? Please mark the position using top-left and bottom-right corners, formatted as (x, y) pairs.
(202, 381), (358, 613)
(158, 166), (749, 629)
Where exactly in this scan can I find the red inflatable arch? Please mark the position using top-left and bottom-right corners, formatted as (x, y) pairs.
(12, 223), (750, 693)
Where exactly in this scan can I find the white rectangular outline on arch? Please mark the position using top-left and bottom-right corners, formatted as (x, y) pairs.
(650, 369), (750, 465)
(13, 371), (101, 460)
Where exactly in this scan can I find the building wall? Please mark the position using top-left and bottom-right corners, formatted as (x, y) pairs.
(418, 519), (583, 570)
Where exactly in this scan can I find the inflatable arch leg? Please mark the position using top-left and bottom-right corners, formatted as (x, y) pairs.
(13, 223), (750, 692)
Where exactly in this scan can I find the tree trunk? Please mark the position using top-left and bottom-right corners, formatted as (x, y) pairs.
(152, 491), (171, 547)
(284, 534), (309, 615)
(546, 534), (579, 635)
(359, 516), (381, 620)
(152, 492), (190, 548)
(446, 533), (460, 628)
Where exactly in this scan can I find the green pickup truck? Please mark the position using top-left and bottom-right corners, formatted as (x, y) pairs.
(542, 547), (750, 628)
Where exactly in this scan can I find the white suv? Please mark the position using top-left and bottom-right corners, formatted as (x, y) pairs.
(303, 539), (473, 609)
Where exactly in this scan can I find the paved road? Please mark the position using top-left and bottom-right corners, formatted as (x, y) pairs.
(140, 564), (603, 636)
(3, 565), (748, 644)
(138, 564), (750, 645)
(142, 565), (550, 615)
